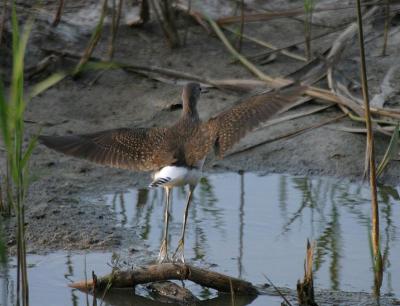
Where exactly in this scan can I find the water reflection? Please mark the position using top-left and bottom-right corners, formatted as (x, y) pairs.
(106, 172), (400, 297)
(287, 177), (343, 291)
(101, 289), (257, 306)
(64, 253), (78, 306)
(0, 172), (399, 305)
(238, 171), (245, 279)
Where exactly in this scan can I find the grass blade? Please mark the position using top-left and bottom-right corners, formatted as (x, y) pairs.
(14, 22), (32, 118)
(29, 72), (68, 98)
(355, 0), (382, 296)
(11, 2), (19, 56)
(3, 4), (36, 305)
(73, 0), (108, 75)
(21, 132), (40, 169)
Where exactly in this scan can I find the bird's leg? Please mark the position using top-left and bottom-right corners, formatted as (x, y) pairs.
(158, 187), (171, 263)
(173, 185), (195, 263)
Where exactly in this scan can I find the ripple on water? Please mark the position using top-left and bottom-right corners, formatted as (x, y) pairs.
(1, 173), (400, 305)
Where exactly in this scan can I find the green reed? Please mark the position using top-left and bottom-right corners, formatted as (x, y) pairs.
(0, 4), (39, 306)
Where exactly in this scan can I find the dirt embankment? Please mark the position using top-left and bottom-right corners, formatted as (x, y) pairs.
(0, 0), (399, 255)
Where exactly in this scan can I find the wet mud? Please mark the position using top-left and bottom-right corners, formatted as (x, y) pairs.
(1, 0), (400, 304)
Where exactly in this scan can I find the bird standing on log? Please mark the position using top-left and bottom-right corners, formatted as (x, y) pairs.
(40, 82), (305, 263)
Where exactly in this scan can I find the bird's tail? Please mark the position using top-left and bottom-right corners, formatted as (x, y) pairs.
(149, 177), (172, 188)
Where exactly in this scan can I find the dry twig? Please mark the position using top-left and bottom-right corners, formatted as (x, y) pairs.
(223, 26), (307, 62)
(51, 0), (65, 27)
(228, 113), (346, 157)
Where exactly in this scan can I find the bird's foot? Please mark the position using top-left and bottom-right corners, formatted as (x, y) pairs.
(158, 239), (170, 264)
(172, 239), (186, 263)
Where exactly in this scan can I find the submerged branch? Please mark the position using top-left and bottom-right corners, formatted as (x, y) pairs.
(70, 263), (259, 295)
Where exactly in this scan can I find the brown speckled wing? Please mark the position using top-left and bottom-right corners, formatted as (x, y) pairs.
(39, 127), (176, 171)
(207, 86), (306, 158)
(183, 123), (217, 166)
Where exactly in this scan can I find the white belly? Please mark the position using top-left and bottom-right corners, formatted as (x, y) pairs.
(149, 160), (205, 188)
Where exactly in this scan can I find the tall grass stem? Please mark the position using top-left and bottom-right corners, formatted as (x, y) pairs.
(381, 0), (390, 56)
(355, 0), (382, 296)
(0, 4), (39, 305)
(303, 0), (314, 60)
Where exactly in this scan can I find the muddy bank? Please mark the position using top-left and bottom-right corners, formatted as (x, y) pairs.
(0, 2), (400, 304)
(0, 0), (399, 252)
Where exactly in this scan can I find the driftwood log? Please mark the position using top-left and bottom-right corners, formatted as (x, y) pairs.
(70, 263), (258, 296)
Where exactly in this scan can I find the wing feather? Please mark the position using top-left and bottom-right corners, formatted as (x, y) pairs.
(39, 127), (176, 171)
(207, 85), (306, 157)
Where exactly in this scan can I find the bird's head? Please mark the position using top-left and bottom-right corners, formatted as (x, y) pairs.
(182, 82), (203, 115)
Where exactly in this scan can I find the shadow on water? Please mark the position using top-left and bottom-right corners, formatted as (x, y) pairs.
(1, 172), (400, 305)
(101, 289), (257, 306)
(101, 172), (400, 303)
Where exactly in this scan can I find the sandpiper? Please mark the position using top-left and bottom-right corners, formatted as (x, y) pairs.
(40, 82), (304, 263)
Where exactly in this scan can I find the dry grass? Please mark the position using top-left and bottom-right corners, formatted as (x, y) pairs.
(355, 0), (382, 296)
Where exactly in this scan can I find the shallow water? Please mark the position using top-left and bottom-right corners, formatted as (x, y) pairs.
(1, 172), (400, 305)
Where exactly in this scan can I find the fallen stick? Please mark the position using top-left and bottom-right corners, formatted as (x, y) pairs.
(174, 2), (211, 33)
(227, 113), (346, 157)
(206, 12), (400, 123)
(39, 47), (269, 93)
(39, 36), (399, 122)
(69, 263), (259, 295)
(223, 26), (307, 62)
(260, 103), (333, 128)
(214, 2), (386, 25)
